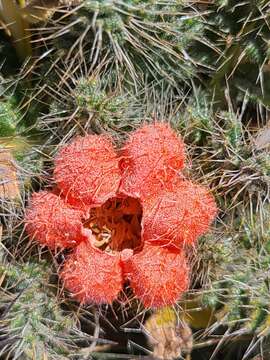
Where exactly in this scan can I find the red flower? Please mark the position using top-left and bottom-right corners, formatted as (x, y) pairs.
(25, 123), (217, 308)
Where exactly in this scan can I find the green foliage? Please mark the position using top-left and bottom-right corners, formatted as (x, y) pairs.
(176, 89), (215, 146)
(0, 100), (18, 136)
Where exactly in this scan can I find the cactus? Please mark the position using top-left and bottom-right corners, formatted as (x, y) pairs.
(40, 76), (144, 140)
(0, 1), (270, 359)
(21, 0), (209, 97)
(191, 0), (270, 107)
(0, 261), (91, 359)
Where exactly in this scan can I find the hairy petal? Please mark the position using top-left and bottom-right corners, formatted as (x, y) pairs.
(119, 123), (185, 199)
(122, 245), (189, 308)
(142, 180), (217, 247)
(54, 135), (121, 208)
(25, 191), (85, 249)
(61, 240), (123, 304)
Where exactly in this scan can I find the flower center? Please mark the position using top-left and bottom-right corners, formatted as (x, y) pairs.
(84, 197), (143, 254)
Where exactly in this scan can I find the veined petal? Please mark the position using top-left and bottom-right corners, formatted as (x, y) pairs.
(119, 123), (185, 199)
(25, 191), (85, 249)
(60, 240), (123, 304)
(54, 135), (121, 207)
(142, 180), (217, 247)
(122, 245), (189, 308)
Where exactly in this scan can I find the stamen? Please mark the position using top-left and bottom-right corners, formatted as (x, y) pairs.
(85, 197), (142, 254)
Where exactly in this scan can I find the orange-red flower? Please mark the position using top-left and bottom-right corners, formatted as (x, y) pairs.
(25, 123), (217, 308)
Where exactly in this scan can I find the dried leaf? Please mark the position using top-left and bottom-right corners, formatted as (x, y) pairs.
(254, 125), (270, 150)
(0, 150), (20, 200)
(144, 307), (193, 360)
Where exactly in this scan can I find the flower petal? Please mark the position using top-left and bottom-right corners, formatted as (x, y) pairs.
(142, 180), (217, 247)
(119, 123), (185, 199)
(122, 245), (189, 308)
(61, 240), (123, 304)
(54, 135), (121, 207)
(25, 191), (85, 249)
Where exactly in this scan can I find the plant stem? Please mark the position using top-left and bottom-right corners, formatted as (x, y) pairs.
(0, 0), (32, 61)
